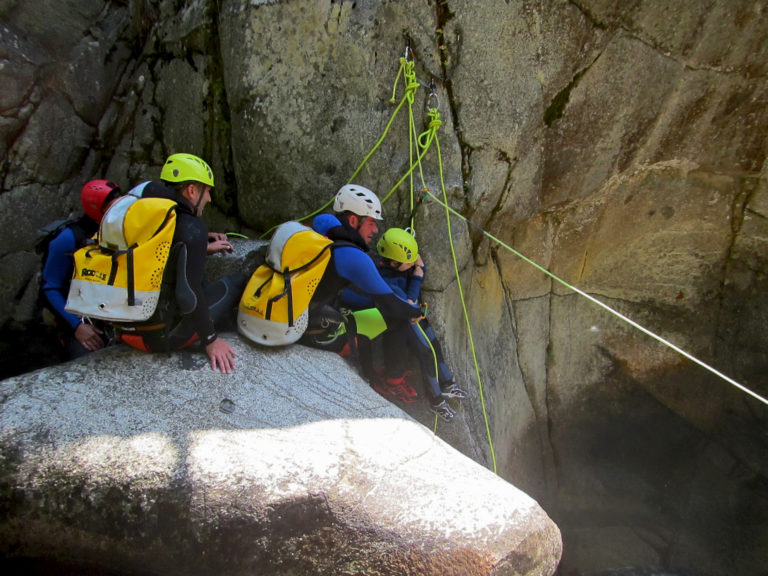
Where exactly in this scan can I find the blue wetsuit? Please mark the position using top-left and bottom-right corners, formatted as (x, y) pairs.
(42, 226), (89, 333)
(311, 214), (420, 322)
(41, 217), (102, 358)
(302, 214), (420, 352)
(377, 260), (454, 400)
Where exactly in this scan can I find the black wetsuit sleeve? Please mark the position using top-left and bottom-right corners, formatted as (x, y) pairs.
(175, 213), (217, 346)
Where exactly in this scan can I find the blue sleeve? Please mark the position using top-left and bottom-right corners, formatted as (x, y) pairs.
(41, 228), (81, 331)
(334, 246), (398, 296)
(380, 275), (410, 302)
(404, 274), (423, 303)
(333, 246), (420, 320)
(340, 287), (375, 309)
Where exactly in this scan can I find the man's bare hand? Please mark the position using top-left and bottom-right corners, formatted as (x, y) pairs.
(206, 338), (236, 374)
(207, 232), (234, 255)
(74, 322), (105, 351)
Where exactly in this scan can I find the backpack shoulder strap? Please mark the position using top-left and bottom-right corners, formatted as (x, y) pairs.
(69, 216), (96, 249)
(330, 240), (361, 250)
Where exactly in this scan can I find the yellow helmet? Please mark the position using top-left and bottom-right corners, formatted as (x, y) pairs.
(377, 228), (418, 264)
(160, 153), (214, 187)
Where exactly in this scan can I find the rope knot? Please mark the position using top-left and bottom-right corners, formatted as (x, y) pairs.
(391, 57), (419, 105)
(428, 110), (442, 131)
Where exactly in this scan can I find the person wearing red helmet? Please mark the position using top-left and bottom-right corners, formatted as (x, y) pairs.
(41, 179), (122, 359)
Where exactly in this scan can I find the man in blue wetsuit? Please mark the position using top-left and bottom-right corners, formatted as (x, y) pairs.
(302, 185), (422, 376)
(41, 179), (122, 359)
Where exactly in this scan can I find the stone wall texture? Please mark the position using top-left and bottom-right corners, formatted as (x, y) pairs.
(1, 1), (767, 574)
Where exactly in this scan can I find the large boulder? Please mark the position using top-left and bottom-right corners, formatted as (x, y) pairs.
(0, 340), (562, 576)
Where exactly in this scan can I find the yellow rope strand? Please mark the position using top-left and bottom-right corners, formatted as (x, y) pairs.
(416, 321), (443, 433)
(380, 109), (442, 204)
(259, 58), (418, 239)
(420, 189), (768, 409)
(433, 130), (498, 473)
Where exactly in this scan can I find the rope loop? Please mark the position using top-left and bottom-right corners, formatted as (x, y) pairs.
(418, 108), (441, 149)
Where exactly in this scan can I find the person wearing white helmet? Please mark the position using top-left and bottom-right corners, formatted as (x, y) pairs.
(302, 184), (421, 367)
(331, 183), (383, 244)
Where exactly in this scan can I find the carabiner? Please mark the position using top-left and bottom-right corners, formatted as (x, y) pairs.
(426, 80), (440, 109)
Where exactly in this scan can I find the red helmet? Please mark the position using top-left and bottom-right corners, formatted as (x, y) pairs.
(81, 180), (121, 223)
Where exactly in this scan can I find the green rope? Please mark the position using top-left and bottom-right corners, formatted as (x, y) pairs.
(380, 108), (442, 205)
(259, 57), (419, 239)
(347, 60), (417, 185)
(416, 321), (442, 433)
(393, 99), (497, 470)
(420, 189), (768, 409)
(432, 131), (498, 473)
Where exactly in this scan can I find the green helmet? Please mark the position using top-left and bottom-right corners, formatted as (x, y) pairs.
(377, 228), (418, 264)
(160, 153), (215, 187)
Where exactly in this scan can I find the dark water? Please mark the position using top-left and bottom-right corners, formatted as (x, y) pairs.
(1, 558), (154, 576)
(0, 323), (62, 381)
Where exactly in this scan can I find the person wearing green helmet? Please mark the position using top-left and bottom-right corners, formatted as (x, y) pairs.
(116, 153), (245, 374)
(373, 227), (468, 421)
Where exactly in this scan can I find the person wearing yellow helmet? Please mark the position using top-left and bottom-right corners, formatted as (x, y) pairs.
(374, 228), (468, 421)
(117, 153), (245, 374)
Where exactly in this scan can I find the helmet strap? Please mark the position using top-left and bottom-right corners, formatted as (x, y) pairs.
(190, 183), (206, 215)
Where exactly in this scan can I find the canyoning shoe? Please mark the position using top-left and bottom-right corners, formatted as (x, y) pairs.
(373, 379), (401, 400)
(389, 376), (418, 404)
(430, 399), (456, 421)
(375, 366), (418, 403)
(440, 382), (469, 399)
(373, 375), (418, 404)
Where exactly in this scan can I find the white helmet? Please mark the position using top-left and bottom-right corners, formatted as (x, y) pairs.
(333, 184), (383, 220)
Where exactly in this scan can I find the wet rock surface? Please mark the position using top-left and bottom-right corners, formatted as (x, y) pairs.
(0, 341), (560, 576)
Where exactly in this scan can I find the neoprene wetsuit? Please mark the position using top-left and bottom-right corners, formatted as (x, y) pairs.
(377, 261), (454, 400)
(41, 216), (100, 358)
(308, 213), (421, 325)
(118, 181), (244, 352)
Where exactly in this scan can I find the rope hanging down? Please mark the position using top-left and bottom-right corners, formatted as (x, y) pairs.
(424, 120), (498, 473)
(380, 53), (498, 469)
(418, 189), (768, 408)
(371, 50), (768, 412)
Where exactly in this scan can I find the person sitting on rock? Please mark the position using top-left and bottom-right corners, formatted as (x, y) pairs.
(301, 184), (422, 379)
(41, 179), (123, 359)
(373, 228), (468, 421)
(115, 153), (245, 374)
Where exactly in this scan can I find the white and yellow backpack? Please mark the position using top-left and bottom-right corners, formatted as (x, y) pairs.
(238, 221), (335, 346)
(65, 195), (177, 322)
